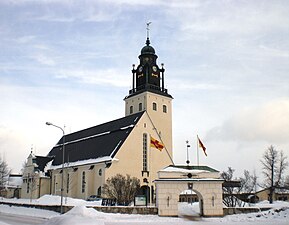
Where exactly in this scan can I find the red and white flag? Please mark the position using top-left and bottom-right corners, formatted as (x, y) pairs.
(197, 136), (207, 156)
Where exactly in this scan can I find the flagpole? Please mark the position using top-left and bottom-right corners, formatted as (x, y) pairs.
(146, 112), (174, 165)
(149, 135), (151, 205)
(197, 135), (200, 166)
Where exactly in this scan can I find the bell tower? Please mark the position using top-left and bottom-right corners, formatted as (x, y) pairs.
(124, 27), (173, 157)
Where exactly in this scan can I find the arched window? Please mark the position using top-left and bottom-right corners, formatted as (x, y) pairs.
(163, 105), (167, 113)
(139, 103), (143, 111)
(67, 173), (70, 193)
(99, 168), (102, 176)
(97, 186), (102, 197)
(153, 102), (157, 111)
(130, 106), (133, 114)
(82, 171), (86, 193)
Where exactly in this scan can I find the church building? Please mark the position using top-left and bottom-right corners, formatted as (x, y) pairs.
(21, 35), (174, 203)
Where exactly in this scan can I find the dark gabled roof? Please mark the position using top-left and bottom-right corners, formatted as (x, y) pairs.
(33, 156), (54, 172)
(47, 111), (145, 166)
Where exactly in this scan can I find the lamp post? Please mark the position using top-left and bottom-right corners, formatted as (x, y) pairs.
(46, 122), (65, 214)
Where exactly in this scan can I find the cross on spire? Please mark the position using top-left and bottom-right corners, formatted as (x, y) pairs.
(146, 22), (152, 45)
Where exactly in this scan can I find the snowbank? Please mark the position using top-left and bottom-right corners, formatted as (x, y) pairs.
(0, 204), (58, 219)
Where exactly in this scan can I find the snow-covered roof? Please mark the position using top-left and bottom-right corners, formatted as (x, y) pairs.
(6, 174), (22, 188)
(161, 166), (209, 174)
(158, 165), (220, 179)
(48, 156), (113, 170)
(160, 165), (219, 173)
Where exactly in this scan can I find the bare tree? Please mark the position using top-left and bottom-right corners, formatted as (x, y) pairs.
(260, 145), (288, 203)
(0, 157), (11, 197)
(21, 160), (27, 174)
(102, 174), (140, 205)
(221, 167), (242, 207)
(276, 151), (289, 186)
(285, 175), (289, 187)
(240, 170), (258, 194)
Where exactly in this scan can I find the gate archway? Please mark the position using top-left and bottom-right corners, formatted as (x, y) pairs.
(178, 188), (203, 216)
(155, 179), (223, 217)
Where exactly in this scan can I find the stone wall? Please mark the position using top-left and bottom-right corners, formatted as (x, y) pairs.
(224, 207), (272, 215)
(89, 206), (158, 214)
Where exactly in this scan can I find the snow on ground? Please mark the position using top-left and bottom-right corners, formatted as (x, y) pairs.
(0, 195), (289, 225)
(0, 204), (58, 219)
(0, 195), (102, 206)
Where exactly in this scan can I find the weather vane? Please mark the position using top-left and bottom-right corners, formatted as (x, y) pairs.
(146, 22), (152, 39)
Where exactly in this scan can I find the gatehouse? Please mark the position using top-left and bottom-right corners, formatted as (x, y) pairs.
(155, 165), (224, 217)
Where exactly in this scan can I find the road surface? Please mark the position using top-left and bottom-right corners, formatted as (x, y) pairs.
(0, 212), (47, 225)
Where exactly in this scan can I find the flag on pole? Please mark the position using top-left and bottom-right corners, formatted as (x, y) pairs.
(150, 136), (164, 151)
(197, 136), (207, 156)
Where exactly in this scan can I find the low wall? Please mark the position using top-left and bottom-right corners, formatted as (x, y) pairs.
(0, 201), (157, 215)
(89, 205), (158, 214)
(224, 207), (272, 215)
(0, 201), (73, 213)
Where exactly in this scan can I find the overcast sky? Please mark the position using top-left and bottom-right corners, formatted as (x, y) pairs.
(1, 0), (289, 179)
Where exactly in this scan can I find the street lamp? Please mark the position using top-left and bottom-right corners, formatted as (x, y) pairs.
(46, 122), (65, 214)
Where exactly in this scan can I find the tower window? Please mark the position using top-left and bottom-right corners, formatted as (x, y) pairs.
(139, 103), (143, 111)
(130, 106), (133, 114)
(82, 171), (86, 193)
(163, 105), (167, 113)
(153, 102), (157, 111)
(143, 133), (148, 171)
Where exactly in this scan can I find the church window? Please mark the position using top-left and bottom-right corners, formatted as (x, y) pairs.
(98, 169), (102, 176)
(153, 102), (157, 111)
(130, 106), (133, 114)
(143, 133), (148, 171)
(89, 165), (94, 170)
(163, 105), (167, 113)
(97, 186), (102, 197)
(82, 171), (86, 193)
(27, 180), (29, 193)
(139, 103), (142, 111)
(67, 173), (70, 193)
(54, 175), (57, 194)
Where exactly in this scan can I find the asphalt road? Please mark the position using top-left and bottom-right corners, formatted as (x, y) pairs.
(0, 212), (47, 225)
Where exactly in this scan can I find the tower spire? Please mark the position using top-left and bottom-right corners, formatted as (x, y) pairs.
(146, 22), (152, 45)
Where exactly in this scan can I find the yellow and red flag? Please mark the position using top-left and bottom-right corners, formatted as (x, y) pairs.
(150, 136), (164, 151)
(198, 136), (207, 156)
